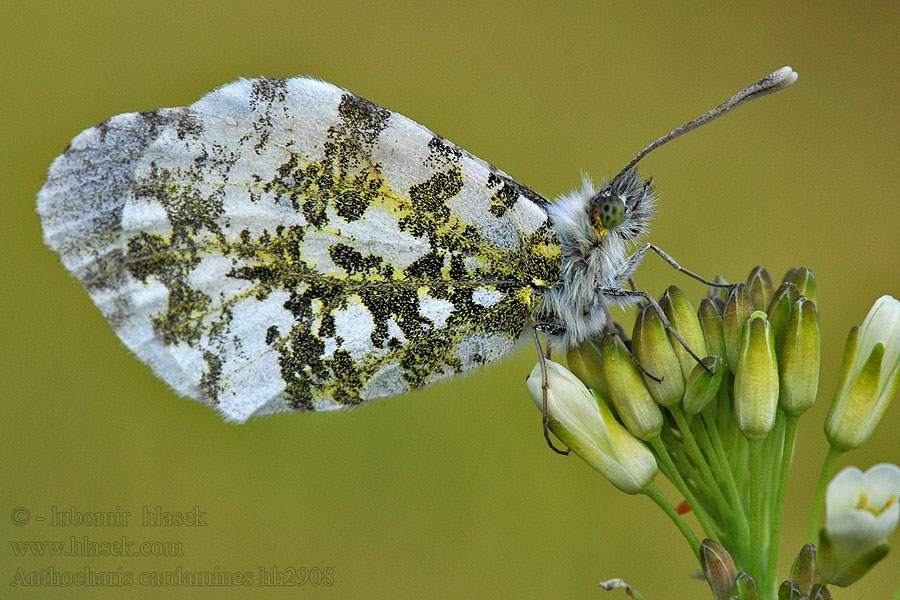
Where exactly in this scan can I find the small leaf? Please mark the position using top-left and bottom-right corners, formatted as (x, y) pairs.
(598, 578), (645, 600)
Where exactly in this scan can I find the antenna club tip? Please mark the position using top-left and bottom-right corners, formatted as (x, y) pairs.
(773, 66), (799, 88)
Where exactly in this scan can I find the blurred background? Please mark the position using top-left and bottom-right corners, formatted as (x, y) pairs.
(2, 2), (898, 598)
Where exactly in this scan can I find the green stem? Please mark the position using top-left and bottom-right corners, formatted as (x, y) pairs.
(749, 438), (764, 580)
(644, 484), (701, 559)
(689, 422), (732, 541)
(649, 436), (723, 540)
(693, 420), (726, 488)
(668, 445), (717, 505)
(764, 414), (799, 595)
(702, 410), (752, 551)
(760, 414), (785, 553)
(669, 406), (734, 521)
(805, 445), (843, 542)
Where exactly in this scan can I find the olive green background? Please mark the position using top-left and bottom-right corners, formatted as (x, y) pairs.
(2, 2), (898, 598)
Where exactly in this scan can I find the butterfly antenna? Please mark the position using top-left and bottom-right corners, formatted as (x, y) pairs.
(612, 66), (798, 183)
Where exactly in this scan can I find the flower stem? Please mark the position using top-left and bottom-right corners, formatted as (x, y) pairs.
(649, 436), (722, 540)
(764, 413), (799, 594)
(805, 445), (842, 542)
(669, 406), (734, 520)
(749, 438), (764, 580)
(702, 411), (752, 553)
(760, 413), (785, 552)
(644, 484), (701, 559)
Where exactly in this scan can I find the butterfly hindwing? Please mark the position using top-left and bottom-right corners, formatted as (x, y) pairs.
(37, 77), (561, 421)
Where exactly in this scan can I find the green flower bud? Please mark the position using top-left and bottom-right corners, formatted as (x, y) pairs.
(778, 298), (820, 416)
(566, 339), (608, 398)
(712, 295), (727, 315)
(723, 283), (753, 375)
(709, 274), (730, 303)
(816, 463), (900, 586)
(734, 572), (757, 600)
(766, 281), (800, 352)
(809, 584), (833, 600)
(789, 543), (817, 595)
(683, 356), (725, 415)
(747, 265), (774, 311)
(699, 297), (728, 371)
(526, 360), (658, 494)
(632, 304), (685, 406)
(598, 333), (663, 440)
(825, 295), (900, 450)
(778, 579), (802, 600)
(662, 285), (708, 381)
(819, 531), (888, 589)
(734, 311), (779, 439)
(700, 539), (737, 600)
(783, 267), (817, 305)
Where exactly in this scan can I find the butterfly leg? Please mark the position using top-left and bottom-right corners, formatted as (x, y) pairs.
(595, 292), (663, 383)
(621, 243), (731, 288)
(599, 287), (714, 376)
(532, 323), (570, 456)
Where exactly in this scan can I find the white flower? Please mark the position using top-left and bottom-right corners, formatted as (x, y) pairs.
(818, 463), (900, 586)
(526, 360), (657, 494)
(825, 295), (900, 450)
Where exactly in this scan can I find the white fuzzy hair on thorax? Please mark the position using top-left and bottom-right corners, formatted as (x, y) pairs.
(538, 171), (655, 349)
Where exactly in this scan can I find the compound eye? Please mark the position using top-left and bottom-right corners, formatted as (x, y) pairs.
(597, 195), (625, 230)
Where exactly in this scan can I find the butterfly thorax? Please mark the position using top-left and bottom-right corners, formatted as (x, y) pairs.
(536, 171), (655, 349)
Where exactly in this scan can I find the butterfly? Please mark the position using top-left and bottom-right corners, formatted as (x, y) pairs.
(37, 67), (797, 423)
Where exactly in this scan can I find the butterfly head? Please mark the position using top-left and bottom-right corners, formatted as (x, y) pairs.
(547, 169), (654, 252)
(590, 192), (625, 232)
(588, 169), (654, 244)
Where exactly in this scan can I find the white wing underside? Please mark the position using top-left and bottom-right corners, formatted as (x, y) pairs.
(37, 77), (558, 421)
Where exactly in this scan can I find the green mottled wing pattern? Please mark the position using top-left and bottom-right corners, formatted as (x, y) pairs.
(37, 77), (561, 421)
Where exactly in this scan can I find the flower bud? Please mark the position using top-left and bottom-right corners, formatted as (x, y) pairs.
(566, 339), (608, 398)
(789, 543), (817, 595)
(817, 463), (900, 586)
(699, 297), (728, 370)
(747, 265), (774, 312)
(723, 283), (753, 375)
(809, 584), (832, 600)
(734, 572), (757, 600)
(632, 304), (685, 406)
(778, 579), (802, 600)
(708, 275), (730, 303)
(683, 356), (725, 415)
(701, 539), (737, 600)
(662, 285), (708, 381)
(783, 267), (817, 305)
(825, 295), (900, 450)
(526, 360), (658, 494)
(779, 298), (820, 416)
(766, 282), (800, 351)
(712, 296), (727, 315)
(734, 311), (779, 439)
(598, 333), (663, 440)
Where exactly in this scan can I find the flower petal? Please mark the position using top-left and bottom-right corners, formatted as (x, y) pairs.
(825, 466), (864, 521)
(827, 509), (882, 543)
(862, 463), (900, 509)
(861, 295), (900, 382)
